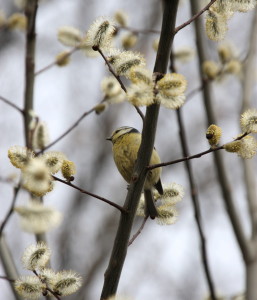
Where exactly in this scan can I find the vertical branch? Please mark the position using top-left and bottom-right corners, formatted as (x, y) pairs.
(176, 109), (217, 299)
(241, 9), (257, 239)
(190, 0), (251, 264)
(24, 1), (39, 148)
(170, 33), (216, 296)
(0, 236), (22, 300)
(240, 9), (257, 300)
(23, 1), (48, 246)
(100, 1), (179, 299)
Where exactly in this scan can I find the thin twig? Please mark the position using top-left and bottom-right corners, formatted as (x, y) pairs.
(0, 176), (16, 185)
(128, 216), (148, 246)
(0, 184), (21, 236)
(95, 46), (144, 121)
(33, 270), (61, 300)
(133, 105), (145, 121)
(148, 132), (248, 170)
(0, 236), (22, 299)
(175, 0), (218, 34)
(52, 175), (126, 213)
(95, 47), (127, 92)
(0, 96), (24, 114)
(37, 107), (95, 154)
(117, 25), (160, 35)
(186, 83), (205, 102)
(35, 47), (78, 76)
(0, 275), (15, 282)
(150, 146), (222, 169)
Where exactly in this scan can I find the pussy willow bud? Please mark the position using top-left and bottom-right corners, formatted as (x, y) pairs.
(61, 160), (76, 180)
(240, 109), (257, 133)
(206, 124), (222, 146)
(55, 51), (71, 66)
(205, 9), (228, 41)
(202, 61), (220, 80)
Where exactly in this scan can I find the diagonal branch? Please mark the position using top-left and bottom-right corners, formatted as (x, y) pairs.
(128, 216), (148, 246)
(0, 275), (15, 282)
(95, 46), (145, 121)
(37, 107), (95, 154)
(0, 96), (24, 114)
(0, 184), (21, 236)
(35, 47), (78, 76)
(100, 1), (179, 299)
(148, 132), (248, 170)
(52, 175), (126, 213)
(175, 0), (218, 34)
(95, 47), (127, 92)
(0, 236), (22, 300)
(33, 270), (61, 300)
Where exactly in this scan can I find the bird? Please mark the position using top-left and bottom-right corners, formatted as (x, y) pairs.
(107, 126), (163, 219)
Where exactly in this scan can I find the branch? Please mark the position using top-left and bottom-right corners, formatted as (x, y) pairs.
(37, 107), (95, 154)
(175, 0), (218, 34)
(33, 270), (61, 300)
(0, 275), (15, 282)
(0, 184), (21, 236)
(240, 10), (257, 298)
(0, 236), (22, 299)
(35, 47), (78, 76)
(23, 0), (39, 148)
(37, 100), (143, 155)
(148, 132), (248, 170)
(95, 46), (144, 121)
(117, 25), (160, 35)
(240, 8), (257, 240)
(190, 0), (251, 264)
(95, 46), (127, 92)
(176, 108), (217, 299)
(52, 175), (126, 213)
(100, 1), (179, 299)
(128, 216), (148, 246)
(0, 95), (24, 114)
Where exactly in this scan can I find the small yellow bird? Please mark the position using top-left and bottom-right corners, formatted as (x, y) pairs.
(107, 126), (163, 219)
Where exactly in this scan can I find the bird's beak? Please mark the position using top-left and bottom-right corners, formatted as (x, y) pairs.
(106, 137), (112, 141)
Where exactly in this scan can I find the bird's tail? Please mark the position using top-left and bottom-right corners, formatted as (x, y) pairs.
(144, 189), (158, 219)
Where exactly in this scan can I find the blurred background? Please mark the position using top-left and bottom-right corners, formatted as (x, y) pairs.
(0, 0), (257, 299)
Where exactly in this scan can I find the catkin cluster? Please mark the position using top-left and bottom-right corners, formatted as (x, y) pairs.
(205, 0), (256, 41)
(15, 242), (82, 299)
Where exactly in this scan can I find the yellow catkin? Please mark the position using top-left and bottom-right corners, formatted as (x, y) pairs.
(224, 141), (241, 153)
(56, 51), (71, 66)
(205, 9), (228, 41)
(122, 33), (138, 49)
(202, 61), (220, 80)
(224, 59), (242, 75)
(94, 103), (107, 114)
(206, 124), (222, 146)
(7, 13), (27, 30)
(61, 160), (76, 180)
